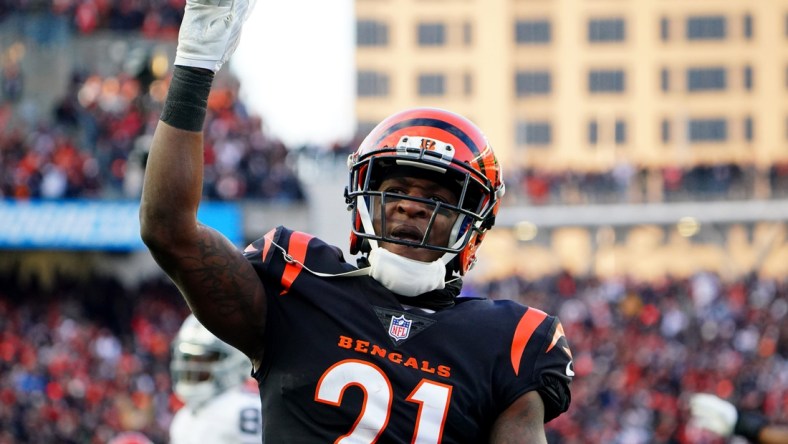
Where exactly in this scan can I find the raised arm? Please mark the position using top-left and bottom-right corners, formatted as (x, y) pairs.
(139, 0), (265, 366)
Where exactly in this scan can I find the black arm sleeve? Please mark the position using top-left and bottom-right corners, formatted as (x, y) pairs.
(538, 373), (571, 423)
(734, 409), (769, 443)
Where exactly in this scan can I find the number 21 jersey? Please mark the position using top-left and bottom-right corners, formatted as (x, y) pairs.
(245, 227), (573, 443)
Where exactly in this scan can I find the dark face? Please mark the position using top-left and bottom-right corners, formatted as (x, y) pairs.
(372, 175), (460, 262)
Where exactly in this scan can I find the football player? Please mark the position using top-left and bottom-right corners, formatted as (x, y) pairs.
(689, 393), (788, 444)
(169, 315), (262, 444)
(139, 0), (573, 441)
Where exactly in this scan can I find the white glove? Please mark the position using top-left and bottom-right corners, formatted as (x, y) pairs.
(689, 393), (738, 437)
(175, 0), (257, 72)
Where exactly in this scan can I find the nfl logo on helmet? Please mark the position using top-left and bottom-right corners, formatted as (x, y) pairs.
(388, 315), (412, 341)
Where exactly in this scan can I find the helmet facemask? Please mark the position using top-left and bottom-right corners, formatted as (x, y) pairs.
(170, 316), (249, 408)
(347, 144), (496, 275)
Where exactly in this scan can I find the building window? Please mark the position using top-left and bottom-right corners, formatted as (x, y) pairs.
(357, 20), (389, 47)
(661, 68), (670, 92)
(588, 120), (598, 144)
(661, 119), (671, 143)
(687, 67), (726, 91)
(743, 14), (753, 40)
(418, 23), (446, 46)
(686, 16), (726, 40)
(418, 73), (445, 96)
(615, 120), (627, 144)
(588, 18), (625, 42)
(744, 116), (753, 142)
(463, 72), (473, 96)
(786, 15), (788, 37)
(786, 66), (788, 88)
(515, 70), (551, 96)
(615, 120), (627, 145)
(357, 71), (389, 97)
(463, 22), (473, 46)
(515, 19), (551, 44)
(743, 65), (753, 91)
(589, 69), (625, 93)
(688, 118), (727, 142)
(660, 17), (670, 41)
(516, 121), (552, 145)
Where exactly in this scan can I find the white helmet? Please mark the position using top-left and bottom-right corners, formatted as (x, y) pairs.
(170, 314), (250, 408)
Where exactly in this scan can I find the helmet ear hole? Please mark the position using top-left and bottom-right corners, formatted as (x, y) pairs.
(456, 229), (489, 275)
(481, 214), (496, 231)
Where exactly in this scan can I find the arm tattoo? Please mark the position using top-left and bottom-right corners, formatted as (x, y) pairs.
(176, 233), (262, 323)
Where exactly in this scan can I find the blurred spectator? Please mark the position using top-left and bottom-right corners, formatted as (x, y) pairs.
(1, 60), (23, 103)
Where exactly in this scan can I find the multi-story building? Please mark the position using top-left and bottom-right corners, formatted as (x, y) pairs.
(355, 0), (788, 280)
(356, 0), (786, 178)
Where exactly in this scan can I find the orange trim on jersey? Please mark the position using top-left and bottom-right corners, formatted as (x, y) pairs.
(546, 322), (571, 358)
(280, 231), (314, 295)
(510, 308), (548, 376)
(262, 229), (276, 262)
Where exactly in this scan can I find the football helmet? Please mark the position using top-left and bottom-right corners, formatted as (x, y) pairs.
(346, 107), (504, 276)
(170, 314), (250, 408)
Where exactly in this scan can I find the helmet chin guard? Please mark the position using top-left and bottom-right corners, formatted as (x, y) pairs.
(345, 107), (504, 276)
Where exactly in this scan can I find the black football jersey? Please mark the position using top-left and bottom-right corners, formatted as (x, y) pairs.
(245, 227), (572, 443)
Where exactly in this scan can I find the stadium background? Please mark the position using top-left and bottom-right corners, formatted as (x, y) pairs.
(0, 1), (786, 443)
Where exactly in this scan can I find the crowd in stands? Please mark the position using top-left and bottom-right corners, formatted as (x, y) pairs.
(510, 162), (788, 206)
(0, 0), (184, 39)
(0, 267), (784, 443)
(469, 270), (787, 443)
(0, 270), (188, 443)
(0, 66), (305, 202)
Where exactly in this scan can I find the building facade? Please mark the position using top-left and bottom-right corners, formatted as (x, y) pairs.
(355, 0), (788, 173)
(355, 0), (788, 280)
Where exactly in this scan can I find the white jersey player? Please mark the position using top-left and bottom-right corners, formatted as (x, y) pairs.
(169, 314), (262, 444)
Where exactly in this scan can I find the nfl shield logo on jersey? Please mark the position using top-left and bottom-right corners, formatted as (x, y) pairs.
(388, 315), (412, 341)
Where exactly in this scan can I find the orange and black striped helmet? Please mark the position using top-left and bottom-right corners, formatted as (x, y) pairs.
(345, 107), (505, 275)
